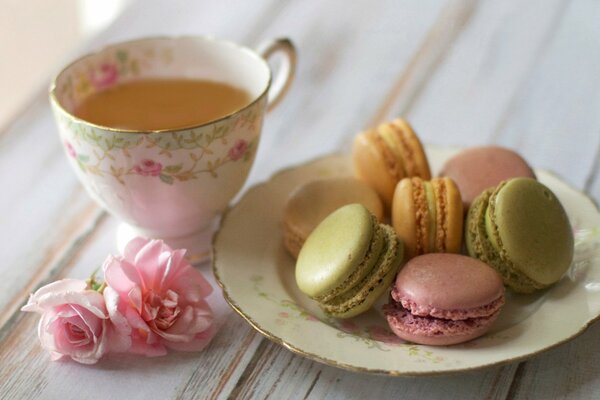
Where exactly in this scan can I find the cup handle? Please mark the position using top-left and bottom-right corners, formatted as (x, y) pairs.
(257, 38), (297, 112)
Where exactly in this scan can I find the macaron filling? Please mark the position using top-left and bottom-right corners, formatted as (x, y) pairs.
(423, 181), (437, 251)
(315, 216), (385, 303)
(321, 225), (403, 317)
(432, 179), (448, 253)
(282, 221), (305, 257)
(384, 302), (501, 337)
(395, 292), (505, 321)
(369, 129), (405, 181)
(466, 189), (543, 293)
(388, 122), (417, 177)
(378, 124), (408, 177)
(411, 178), (429, 255)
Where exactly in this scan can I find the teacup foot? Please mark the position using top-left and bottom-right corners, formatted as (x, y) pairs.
(116, 220), (219, 265)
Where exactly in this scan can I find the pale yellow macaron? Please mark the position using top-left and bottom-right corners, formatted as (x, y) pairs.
(282, 177), (384, 258)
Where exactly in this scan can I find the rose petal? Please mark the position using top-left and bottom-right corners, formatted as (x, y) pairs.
(23, 289), (106, 321)
(170, 266), (213, 303)
(123, 237), (151, 262)
(21, 279), (88, 313)
(157, 249), (187, 290)
(103, 287), (131, 336)
(136, 240), (183, 291)
(71, 304), (103, 337)
(164, 325), (216, 352)
(159, 303), (213, 343)
(103, 256), (142, 293)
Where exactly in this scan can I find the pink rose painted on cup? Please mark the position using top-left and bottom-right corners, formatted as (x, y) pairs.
(103, 238), (215, 356)
(65, 141), (76, 158)
(133, 159), (163, 177)
(90, 62), (119, 90)
(367, 325), (404, 345)
(228, 139), (248, 161)
(21, 279), (128, 364)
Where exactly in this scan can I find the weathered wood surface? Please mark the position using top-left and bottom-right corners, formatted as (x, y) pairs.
(1, 0), (600, 399)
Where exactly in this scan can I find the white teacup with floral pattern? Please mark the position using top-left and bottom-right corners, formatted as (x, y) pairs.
(50, 36), (296, 261)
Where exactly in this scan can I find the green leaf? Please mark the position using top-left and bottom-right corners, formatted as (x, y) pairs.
(116, 50), (128, 63)
(99, 138), (111, 151)
(77, 154), (89, 162)
(130, 60), (140, 75)
(163, 164), (183, 174)
(159, 174), (174, 184)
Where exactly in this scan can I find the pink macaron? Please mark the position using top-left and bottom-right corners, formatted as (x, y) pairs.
(384, 253), (504, 346)
(440, 146), (535, 209)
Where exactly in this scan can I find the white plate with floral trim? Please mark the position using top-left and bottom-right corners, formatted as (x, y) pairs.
(212, 146), (600, 376)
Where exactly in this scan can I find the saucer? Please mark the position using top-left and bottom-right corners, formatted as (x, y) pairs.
(213, 146), (600, 375)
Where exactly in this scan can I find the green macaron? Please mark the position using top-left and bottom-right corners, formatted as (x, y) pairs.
(295, 203), (404, 318)
(466, 178), (574, 293)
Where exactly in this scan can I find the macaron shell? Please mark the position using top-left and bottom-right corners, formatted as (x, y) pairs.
(489, 178), (574, 286)
(391, 178), (421, 258)
(296, 204), (374, 298)
(315, 223), (385, 303)
(440, 146), (535, 209)
(323, 224), (404, 318)
(352, 131), (399, 208)
(283, 177), (384, 258)
(466, 189), (545, 293)
(393, 253), (504, 311)
(435, 177), (463, 254)
(385, 307), (500, 346)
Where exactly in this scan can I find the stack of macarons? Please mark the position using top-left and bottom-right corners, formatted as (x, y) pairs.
(286, 117), (575, 346)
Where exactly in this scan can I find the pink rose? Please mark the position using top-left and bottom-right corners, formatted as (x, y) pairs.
(103, 238), (214, 356)
(21, 279), (128, 364)
(367, 325), (404, 345)
(90, 62), (119, 90)
(228, 139), (248, 161)
(65, 141), (76, 158)
(133, 159), (163, 176)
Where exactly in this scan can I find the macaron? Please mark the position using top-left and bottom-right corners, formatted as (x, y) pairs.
(295, 204), (404, 319)
(283, 177), (384, 258)
(352, 118), (431, 208)
(440, 146), (536, 209)
(466, 178), (574, 293)
(384, 253), (505, 346)
(391, 177), (463, 259)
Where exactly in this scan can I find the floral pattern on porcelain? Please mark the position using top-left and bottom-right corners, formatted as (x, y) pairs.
(53, 41), (265, 186)
(56, 46), (174, 109)
(58, 105), (262, 185)
(250, 275), (444, 363)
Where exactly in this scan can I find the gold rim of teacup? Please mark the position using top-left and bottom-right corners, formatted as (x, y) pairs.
(49, 35), (273, 134)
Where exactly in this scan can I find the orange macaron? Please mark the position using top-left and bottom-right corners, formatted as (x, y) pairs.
(352, 118), (431, 209)
(392, 176), (463, 259)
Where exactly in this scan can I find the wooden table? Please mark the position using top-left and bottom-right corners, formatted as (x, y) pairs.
(2, 1), (600, 398)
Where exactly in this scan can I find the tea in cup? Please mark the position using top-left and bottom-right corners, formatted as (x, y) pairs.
(50, 36), (296, 261)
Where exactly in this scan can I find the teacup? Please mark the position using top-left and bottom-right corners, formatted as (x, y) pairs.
(50, 36), (296, 261)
